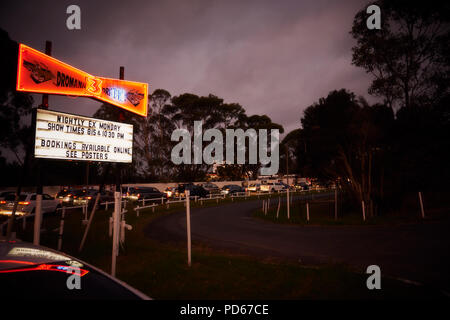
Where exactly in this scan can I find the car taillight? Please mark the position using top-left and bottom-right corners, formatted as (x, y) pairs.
(18, 201), (30, 206)
(0, 200), (6, 204)
(137, 194), (140, 198)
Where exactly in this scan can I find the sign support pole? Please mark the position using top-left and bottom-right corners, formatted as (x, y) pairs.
(33, 40), (52, 246)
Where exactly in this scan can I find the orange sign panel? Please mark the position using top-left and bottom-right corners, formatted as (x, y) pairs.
(16, 44), (148, 117)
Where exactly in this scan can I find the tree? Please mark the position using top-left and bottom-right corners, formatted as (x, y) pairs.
(239, 114), (284, 179)
(93, 101), (145, 182)
(166, 93), (247, 181)
(296, 89), (394, 216)
(0, 29), (34, 168)
(351, 0), (450, 110)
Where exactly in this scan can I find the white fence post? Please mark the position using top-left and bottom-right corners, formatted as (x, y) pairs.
(418, 192), (425, 219)
(306, 201), (310, 222)
(186, 190), (191, 267)
(362, 200), (366, 221)
(57, 206), (66, 251)
(111, 190), (121, 277)
(276, 197), (280, 218)
(109, 217), (113, 237)
(334, 188), (338, 220)
(287, 189), (290, 219)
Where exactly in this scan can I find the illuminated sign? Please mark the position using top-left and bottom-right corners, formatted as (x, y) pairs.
(34, 109), (133, 163)
(16, 44), (148, 117)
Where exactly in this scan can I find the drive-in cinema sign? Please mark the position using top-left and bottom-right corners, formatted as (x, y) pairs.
(16, 44), (148, 117)
(35, 109), (133, 163)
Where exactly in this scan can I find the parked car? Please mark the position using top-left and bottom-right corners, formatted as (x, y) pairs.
(246, 184), (261, 192)
(55, 188), (76, 204)
(260, 182), (285, 193)
(173, 183), (195, 198)
(0, 191), (14, 200)
(73, 189), (115, 206)
(278, 182), (292, 190)
(0, 239), (149, 299)
(127, 187), (164, 202)
(198, 182), (220, 194)
(294, 182), (309, 190)
(72, 189), (95, 206)
(176, 184), (209, 198)
(0, 192), (61, 216)
(163, 187), (175, 199)
(221, 185), (244, 195)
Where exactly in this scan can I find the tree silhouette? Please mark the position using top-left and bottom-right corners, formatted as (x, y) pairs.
(351, 0), (450, 110)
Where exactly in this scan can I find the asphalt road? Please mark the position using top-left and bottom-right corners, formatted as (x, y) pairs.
(144, 196), (450, 292)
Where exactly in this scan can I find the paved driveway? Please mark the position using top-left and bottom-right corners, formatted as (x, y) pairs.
(145, 196), (450, 291)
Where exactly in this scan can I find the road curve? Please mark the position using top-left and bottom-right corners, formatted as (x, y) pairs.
(144, 197), (450, 291)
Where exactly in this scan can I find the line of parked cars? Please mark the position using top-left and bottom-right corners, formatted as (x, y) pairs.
(55, 188), (116, 206)
(0, 179), (313, 217)
(0, 192), (61, 216)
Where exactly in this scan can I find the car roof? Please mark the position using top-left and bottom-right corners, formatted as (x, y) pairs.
(0, 239), (150, 300)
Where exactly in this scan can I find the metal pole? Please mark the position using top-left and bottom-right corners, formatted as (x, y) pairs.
(186, 190), (191, 267)
(32, 40), (51, 245)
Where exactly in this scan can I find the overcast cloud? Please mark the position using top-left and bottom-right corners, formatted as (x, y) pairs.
(0, 0), (377, 134)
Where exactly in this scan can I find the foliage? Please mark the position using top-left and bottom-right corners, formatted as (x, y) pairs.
(351, 0), (450, 109)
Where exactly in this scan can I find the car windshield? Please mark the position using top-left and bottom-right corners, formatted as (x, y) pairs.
(57, 190), (71, 196)
(73, 190), (88, 196)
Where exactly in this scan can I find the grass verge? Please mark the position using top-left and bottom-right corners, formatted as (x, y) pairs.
(8, 196), (446, 299)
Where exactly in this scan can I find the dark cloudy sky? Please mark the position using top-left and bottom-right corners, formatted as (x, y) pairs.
(0, 0), (377, 134)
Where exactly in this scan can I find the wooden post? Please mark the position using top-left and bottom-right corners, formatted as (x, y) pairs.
(418, 192), (425, 218)
(57, 206), (66, 251)
(276, 197), (280, 219)
(33, 194), (42, 245)
(362, 200), (366, 221)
